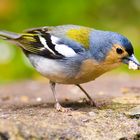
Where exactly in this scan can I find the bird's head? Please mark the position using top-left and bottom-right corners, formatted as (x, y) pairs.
(90, 30), (140, 70)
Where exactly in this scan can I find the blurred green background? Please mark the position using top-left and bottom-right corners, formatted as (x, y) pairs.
(0, 0), (140, 83)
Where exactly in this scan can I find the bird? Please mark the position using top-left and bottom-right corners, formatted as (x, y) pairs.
(0, 25), (140, 112)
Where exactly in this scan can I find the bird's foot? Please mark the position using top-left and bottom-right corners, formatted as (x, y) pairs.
(89, 99), (96, 106)
(86, 99), (108, 108)
(55, 103), (72, 112)
(82, 98), (96, 107)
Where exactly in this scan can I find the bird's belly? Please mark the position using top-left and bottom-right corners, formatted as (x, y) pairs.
(28, 54), (82, 84)
(28, 55), (99, 84)
(28, 55), (117, 84)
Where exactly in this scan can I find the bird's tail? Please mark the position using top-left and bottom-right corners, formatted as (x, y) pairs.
(0, 30), (44, 54)
(0, 30), (21, 40)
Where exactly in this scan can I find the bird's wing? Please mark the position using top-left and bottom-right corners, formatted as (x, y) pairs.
(0, 25), (92, 59)
(22, 25), (92, 59)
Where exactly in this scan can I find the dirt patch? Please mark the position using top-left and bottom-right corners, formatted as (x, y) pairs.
(0, 74), (140, 140)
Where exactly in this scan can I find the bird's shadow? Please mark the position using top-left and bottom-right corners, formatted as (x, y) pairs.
(5, 99), (111, 113)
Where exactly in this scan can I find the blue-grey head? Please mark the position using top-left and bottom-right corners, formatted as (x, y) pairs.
(90, 30), (140, 68)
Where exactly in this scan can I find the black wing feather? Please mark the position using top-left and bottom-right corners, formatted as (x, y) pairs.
(17, 30), (64, 59)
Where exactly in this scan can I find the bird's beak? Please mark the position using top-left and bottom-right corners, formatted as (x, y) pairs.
(122, 54), (140, 70)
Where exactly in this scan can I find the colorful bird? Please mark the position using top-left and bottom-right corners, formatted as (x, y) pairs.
(0, 25), (139, 112)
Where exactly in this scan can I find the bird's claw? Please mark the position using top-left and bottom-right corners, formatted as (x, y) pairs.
(82, 98), (96, 107)
(55, 103), (72, 112)
(89, 100), (96, 106)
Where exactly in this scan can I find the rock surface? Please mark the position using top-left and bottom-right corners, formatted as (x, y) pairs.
(0, 74), (140, 140)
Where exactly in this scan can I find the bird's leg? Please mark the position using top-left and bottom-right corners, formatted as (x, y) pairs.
(50, 81), (71, 112)
(76, 84), (96, 106)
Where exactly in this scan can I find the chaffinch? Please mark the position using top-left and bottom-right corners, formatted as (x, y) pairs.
(0, 25), (140, 111)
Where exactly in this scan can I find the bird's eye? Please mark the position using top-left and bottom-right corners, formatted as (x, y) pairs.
(116, 48), (123, 54)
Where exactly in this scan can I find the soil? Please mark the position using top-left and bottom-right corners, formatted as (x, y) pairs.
(0, 74), (140, 140)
